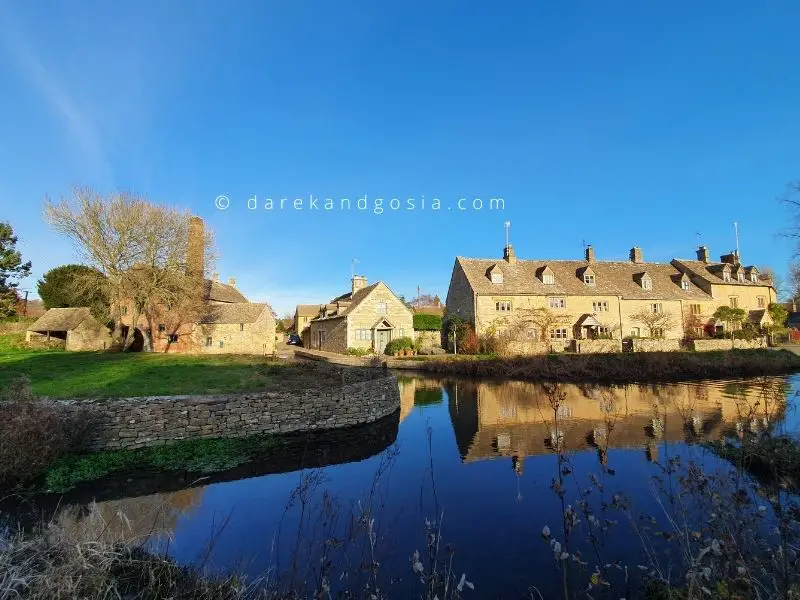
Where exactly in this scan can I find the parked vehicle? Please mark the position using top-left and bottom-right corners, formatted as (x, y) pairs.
(287, 334), (302, 346)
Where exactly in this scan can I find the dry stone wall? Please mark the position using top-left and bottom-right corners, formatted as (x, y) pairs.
(691, 338), (767, 351)
(61, 375), (400, 451)
(631, 339), (681, 352)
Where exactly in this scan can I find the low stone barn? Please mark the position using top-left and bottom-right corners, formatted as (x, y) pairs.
(26, 307), (112, 351)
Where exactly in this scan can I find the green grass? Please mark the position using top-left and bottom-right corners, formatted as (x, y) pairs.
(44, 434), (282, 493)
(0, 333), (300, 398)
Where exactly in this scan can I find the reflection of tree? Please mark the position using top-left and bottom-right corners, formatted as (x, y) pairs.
(56, 487), (205, 545)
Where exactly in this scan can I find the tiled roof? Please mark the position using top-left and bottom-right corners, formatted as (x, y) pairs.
(314, 283), (381, 322)
(455, 257), (711, 300)
(200, 303), (270, 324)
(672, 260), (772, 288)
(204, 279), (248, 303)
(27, 307), (93, 332)
(295, 304), (322, 317)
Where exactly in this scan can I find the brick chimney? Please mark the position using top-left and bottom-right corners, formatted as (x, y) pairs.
(585, 245), (596, 263)
(504, 244), (517, 264)
(352, 275), (367, 296)
(629, 246), (644, 264)
(720, 250), (740, 266)
(187, 216), (205, 278)
(696, 245), (710, 263)
(228, 277), (236, 287)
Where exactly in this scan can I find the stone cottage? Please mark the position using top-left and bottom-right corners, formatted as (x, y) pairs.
(307, 276), (413, 354)
(26, 307), (112, 351)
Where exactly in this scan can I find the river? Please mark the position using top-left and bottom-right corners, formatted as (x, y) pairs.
(40, 374), (800, 598)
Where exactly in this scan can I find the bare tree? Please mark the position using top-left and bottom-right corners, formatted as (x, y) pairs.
(780, 180), (800, 256)
(510, 307), (573, 349)
(630, 309), (676, 338)
(44, 188), (215, 349)
(758, 265), (785, 300)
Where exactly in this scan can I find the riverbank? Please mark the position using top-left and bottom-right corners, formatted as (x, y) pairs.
(394, 349), (800, 383)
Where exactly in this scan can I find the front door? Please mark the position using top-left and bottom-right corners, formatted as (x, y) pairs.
(376, 328), (391, 354)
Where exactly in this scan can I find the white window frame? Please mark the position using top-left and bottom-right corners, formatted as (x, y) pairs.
(548, 297), (566, 309)
(729, 297), (739, 309)
(641, 277), (652, 290)
(583, 274), (595, 285)
(757, 296), (766, 308)
(495, 300), (512, 312)
(375, 302), (388, 315)
(543, 273), (555, 285)
(681, 279), (690, 291)
(550, 328), (568, 340)
(490, 272), (503, 284)
(723, 271), (731, 283)
(651, 303), (663, 313)
(592, 300), (609, 313)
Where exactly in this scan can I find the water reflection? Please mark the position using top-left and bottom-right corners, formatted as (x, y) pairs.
(446, 377), (790, 464)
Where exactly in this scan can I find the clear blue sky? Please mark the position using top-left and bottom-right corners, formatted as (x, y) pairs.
(1, 1), (799, 314)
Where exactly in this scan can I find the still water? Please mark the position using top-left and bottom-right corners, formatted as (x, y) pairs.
(50, 374), (799, 597)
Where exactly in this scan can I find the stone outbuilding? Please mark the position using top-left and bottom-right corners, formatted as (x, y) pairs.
(26, 307), (112, 351)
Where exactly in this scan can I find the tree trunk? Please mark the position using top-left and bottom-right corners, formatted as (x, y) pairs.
(123, 305), (142, 351)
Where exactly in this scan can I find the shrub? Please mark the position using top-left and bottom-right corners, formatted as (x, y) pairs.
(384, 336), (414, 355)
(459, 327), (480, 354)
(413, 313), (442, 331)
(346, 347), (373, 356)
(0, 377), (94, 486)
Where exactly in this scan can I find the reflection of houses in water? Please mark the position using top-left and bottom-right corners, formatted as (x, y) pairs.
(446, 378), (788, 463)
(397, 377), (447, 423)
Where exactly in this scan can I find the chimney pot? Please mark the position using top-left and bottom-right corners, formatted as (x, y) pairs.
(352, 275), (367, 296)
(629, 247), (644, 264)
(696, 246), (710, 263)
(585, 245), (596, 263)
(504, 244), (517, 264)
(720, 251), (740, 266)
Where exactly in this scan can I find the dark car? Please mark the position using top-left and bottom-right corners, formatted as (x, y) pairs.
(287, 334), (303, 346)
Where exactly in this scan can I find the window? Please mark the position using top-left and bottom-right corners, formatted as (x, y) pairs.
(158, 324), (166, 332)
(729, 297), (739, 309)
(219, 340), (224, 348)
(651, 303), (663, 313)
(499, 406), (517, 419)
(750, 273), (758, 283)
(592, 300), (609, 312)
(205, 337), (212, 346)
(399, 328), (405, 337)
(681, 279), (690, 291)
(690, 304), (702, 315)
(583, 274), (595, 285)
(550, 328), (568, 340)
(723, 271), (731, 282)
(490, 272), (504, 284)
(556, 405), (573, 418)
(375, 302), (387, 315)
(652, 328), (664, 338)
(548, 297), (566, 309)
(240, 323), (244, 332)
(356, 329), (373, 341)
(543, 273), (555, 285)
(525, 328), (539, 340)
(495, 300), (512, 312)
(121, 306), (128, 316)
(757, 296), (766, 308)
(598, 326), (610, 336)
(318, 330), (327, 347)
(630, 327), (640, 337)
(168, 334), (178, 343)
(641, 278), (652, 290)
(737, 273), (745, 282)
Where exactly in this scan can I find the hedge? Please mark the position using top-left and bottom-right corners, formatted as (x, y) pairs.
(413, 313), (442, 331)
(384, 337), (414, 355)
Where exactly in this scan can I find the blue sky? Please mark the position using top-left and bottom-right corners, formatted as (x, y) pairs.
(1, 1), (799, 314)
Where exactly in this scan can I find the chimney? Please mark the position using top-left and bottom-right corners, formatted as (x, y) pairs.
(503, 244), (517, 264)
(720, 250), (740, 266)
(187, 216), (205, 278)
(585, 245), (596, 263)
(696, 245), (710, 263)
(629, 246), (644, 264)
(228, 276), (236, 287)
(352, 275), (367, 296)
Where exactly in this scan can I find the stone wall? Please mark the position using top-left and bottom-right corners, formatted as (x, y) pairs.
(414, 330), (442, 348)
(631, 338), (681, 352)
(61, 374), (400, 451)
(573, 339), (622, 353)
(691, 337), (767, 351)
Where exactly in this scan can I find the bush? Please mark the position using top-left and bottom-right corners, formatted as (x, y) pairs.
(0, 377), (94, 486)
(346, 347), (373, 356)
(459, 327), (480, 354)
(413, 313), (442, 331)
(384, 336), (414, 355)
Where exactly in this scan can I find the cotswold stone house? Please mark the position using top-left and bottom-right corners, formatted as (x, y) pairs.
(445, 242), (776, 353)
(26, 307), (112, 351)
(294, 304), (321, 337)
(307, 276), (413, 354)
(118, 216), (276, 355)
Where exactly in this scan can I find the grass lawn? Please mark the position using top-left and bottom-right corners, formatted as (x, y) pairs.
(0, 333), (301, 398)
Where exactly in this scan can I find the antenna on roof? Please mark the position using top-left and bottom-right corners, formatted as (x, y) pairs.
(695, 231), (701, 249)
(504, 220), (511, 248)
(734, 221), (740, 258)
(351, 258), (359, 280)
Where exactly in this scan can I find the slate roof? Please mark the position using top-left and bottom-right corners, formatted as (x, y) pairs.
(295, 304), (322, 317)
(204, 279), (248, 303)
(200, 303), (270, 324)
(27, 307), (94, 332)
(454, 258), (711, 300)
(672, 260), (772, 288)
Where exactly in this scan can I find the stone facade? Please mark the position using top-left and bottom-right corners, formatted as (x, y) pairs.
(691, 337), (767, 351)
(60, 374), (400, 451)
(308, 279), (414, 354)
(572, 339), (622, 353)
(26, 308), (112, 351)
(414, 330), (443, 348)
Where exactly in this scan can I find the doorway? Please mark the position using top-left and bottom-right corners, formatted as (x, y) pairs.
(376, 328), (392, 354)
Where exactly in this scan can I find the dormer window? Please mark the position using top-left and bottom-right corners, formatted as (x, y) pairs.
(723, 271), (731, 283)
(751, 273), (758, 283)
(636, 272), (652, 290)
(584, 273), (595, 285)
(537, 265), (555, 285)
(737, 273), (745, 282)
(491, 272), (504, 284)
(681, 279), (690, 291)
